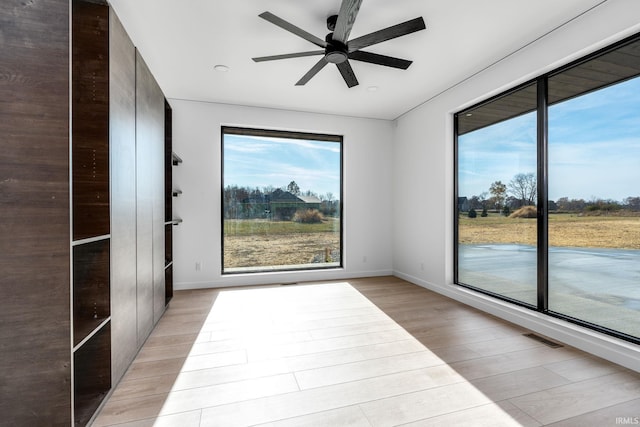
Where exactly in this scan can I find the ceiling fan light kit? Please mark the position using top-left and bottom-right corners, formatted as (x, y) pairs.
(252, 0), (426, 88)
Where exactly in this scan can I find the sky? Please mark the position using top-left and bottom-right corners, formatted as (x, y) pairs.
(458, 76), (640, 202)
(223, 133), (341, 198)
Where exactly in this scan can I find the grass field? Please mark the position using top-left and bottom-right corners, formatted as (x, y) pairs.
(223, 218), (341, 268)
(223, 214), (640, 269)
(459, 212), (640, 249)
(224, 218), (339, 236)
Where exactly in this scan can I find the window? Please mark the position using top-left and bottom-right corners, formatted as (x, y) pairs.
(548, 73), (640, 339)
(222, 127), (342, 274)
(455, 34), (640, 343)
(456, 83), (538, 307)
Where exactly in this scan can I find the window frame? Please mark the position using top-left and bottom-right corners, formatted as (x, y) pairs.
(221, 126), (344, 275)
(454, 32), (640, 345)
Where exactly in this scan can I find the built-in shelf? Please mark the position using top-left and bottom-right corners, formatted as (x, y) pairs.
(73, 238), (111, 347)
(73, 321), (111, 427)
(73, 317), (111, 353)
(164, 101), (174, 307)
(164, 264), (173, 305)
(72, 0), (110, 243)
(164, 223), (172, 269)
(72, 234), (111, 246)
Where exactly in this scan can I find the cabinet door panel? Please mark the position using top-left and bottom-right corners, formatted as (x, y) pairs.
(110, 9), (138, 383)
(0, 0), (71, 424)
(136, 50), (156, 343)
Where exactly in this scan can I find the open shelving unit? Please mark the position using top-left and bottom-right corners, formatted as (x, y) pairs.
(72, 238), (111, 348)
(164, 100), (175, 305)
(71, 1), (112, 424)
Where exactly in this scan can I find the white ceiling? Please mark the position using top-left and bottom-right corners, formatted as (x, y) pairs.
(109, 0), (606, 120)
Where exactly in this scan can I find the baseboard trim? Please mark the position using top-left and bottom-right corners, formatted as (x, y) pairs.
(394, 271), (640, 372)
(174, 269), (394, 290)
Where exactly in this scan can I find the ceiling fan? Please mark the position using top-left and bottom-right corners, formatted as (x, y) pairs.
(252, 0), (426, 88)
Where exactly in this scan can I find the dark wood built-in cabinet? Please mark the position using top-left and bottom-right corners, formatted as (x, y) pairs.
(0, 0), (175, 424)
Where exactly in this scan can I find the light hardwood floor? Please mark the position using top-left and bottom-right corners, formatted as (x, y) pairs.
(93, 276), (640, 426)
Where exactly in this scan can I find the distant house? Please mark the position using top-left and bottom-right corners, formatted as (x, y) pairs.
(297, 194), (321, 207)
(269, 189), (321, 220)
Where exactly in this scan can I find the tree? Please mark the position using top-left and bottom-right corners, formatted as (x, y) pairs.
(556, 197), (586, 212)
(478, 192), (488, 209)
(468, 195), (483, 210)
(624, 196), (640, 211)
(263, 185), (276, 194)
(287, 180), (300, 195)
(489, 181), (507, 211)
(508, 173), (536, 207)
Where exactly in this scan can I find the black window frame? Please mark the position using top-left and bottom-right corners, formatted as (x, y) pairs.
(221, 126), (344, 275)
(454, 32), (640, 345)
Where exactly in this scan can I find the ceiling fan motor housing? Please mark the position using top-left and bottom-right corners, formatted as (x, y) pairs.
(324, 36), (348, 64)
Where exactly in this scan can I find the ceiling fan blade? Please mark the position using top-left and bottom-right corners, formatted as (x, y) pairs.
(336, 60), (359, 88)
(296, 57), (329, 86)
(332, 0), (363, 44)
(348, 17), (426, 52)
(259, 11), (327, 48)
(348, 50), (413, 69)
(253, 50), (325, 62)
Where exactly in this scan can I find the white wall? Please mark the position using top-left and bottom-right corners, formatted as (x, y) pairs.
(170, 100), (394, 288)
(392, 0), (640, 371)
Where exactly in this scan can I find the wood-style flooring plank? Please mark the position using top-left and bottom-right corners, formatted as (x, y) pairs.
(542, 355), (625, 382)
(546, 398), (640, 427)
(254, 405), (372, 427)
(358, 381), (493, 426)
(294, 350), (444, 389)
(199, 367), (466, 426)
(246, 328), (414, 362)
(400, 401), (542, 427)
(94, 410), (202, 427)
(284, 339), (427, 372)
(95, 373), (299, 426)
(508, 371), (640, 424)
(468, 366), (571, 401)
(449, 345), (582, 380)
